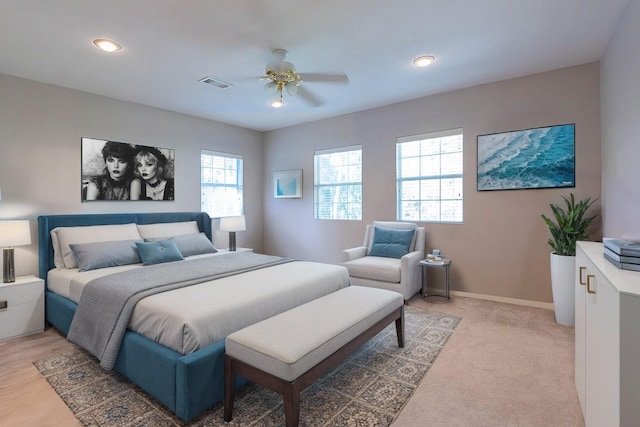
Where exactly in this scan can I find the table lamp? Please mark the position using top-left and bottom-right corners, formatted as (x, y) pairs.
(0, 220), (32, 283)
(219, 215), (246, 251)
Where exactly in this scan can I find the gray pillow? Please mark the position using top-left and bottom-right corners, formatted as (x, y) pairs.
(145, 232), (217, 257)
(69, 239), (142, 272)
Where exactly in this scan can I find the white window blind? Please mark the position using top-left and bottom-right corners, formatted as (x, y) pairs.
(396, 129), (463, 223)
(201, 150), (244, 218)
(314, 145), (362, 220)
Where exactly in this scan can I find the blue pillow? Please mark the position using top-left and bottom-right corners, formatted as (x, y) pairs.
(369, 227), (416, 259)
(70, 239), (142, 271)
(145, 232), (217, 257)
(135, 238), (185, 266)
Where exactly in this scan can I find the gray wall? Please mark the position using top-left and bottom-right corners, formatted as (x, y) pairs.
(601, 0), (640, 238)
(0, 74), (264, 277)
(263, 63), (602, 304)
(0, 59), (611, 304)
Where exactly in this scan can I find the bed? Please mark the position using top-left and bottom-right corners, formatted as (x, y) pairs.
(37, 212), (350, 422)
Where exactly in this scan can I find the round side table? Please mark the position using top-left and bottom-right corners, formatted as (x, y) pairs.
(420, 258), (452, 303)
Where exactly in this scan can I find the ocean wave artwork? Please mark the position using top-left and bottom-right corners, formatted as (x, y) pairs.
(477, 123), (575, 191)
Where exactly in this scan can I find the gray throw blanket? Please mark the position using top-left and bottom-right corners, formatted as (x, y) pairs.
(67, 252), (292, 370)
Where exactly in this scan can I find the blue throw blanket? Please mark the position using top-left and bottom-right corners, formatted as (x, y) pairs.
(67, 252), (292, 369)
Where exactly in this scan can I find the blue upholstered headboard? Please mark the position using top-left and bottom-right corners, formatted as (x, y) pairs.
(37, 212), (212, 280)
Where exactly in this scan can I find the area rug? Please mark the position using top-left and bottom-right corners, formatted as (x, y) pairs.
(34, 306), (460, 426)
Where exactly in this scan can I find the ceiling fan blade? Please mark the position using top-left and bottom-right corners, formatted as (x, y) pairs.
(298, 72), (349, 84)
(297, 86), (325, 107)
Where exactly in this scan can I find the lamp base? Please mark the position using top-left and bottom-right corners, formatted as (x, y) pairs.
(3, 247), (15, 283)
(228, 232), (237, 252)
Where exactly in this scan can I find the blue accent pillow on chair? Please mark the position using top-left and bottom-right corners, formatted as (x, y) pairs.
(369, 227), (416, 258)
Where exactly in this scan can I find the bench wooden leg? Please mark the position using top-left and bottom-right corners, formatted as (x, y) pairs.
(283, 384), (300, 427)
(396, 305), (405, 347)
(223, 355), (236, 422)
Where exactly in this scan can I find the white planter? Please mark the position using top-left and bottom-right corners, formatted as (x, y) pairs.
(550, 252), (576, 326)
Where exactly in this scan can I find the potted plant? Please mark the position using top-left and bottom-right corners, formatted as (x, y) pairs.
(541, 193), (598, 326)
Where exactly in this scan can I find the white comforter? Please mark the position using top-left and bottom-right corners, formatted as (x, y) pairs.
(48, 253), (350, 354)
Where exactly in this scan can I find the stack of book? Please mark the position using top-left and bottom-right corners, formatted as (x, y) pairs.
(603, 239), (640, 272)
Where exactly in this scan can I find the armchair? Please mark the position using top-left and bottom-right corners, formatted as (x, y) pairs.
(342, 221), (425, 302)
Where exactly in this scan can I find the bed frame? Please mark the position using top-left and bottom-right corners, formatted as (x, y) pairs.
(38, 211), (247, 422)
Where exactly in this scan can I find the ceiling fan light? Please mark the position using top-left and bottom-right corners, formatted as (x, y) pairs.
(413, 55), (435, 67)
(269, 99), (285, 108)
(285, 82), (299, 96)
(264, 81), (278, 93)
(93, 38), (122, 52)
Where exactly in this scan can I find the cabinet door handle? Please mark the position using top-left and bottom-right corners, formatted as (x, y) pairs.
(579, 266), (587, 285)
(586, 274), (596, 294)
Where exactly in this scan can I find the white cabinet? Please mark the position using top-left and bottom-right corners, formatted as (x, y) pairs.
(0, 275), (44, 342)
(575, 242), (640, 426)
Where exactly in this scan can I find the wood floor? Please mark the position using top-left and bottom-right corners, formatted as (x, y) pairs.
(0, 328), (80, 426)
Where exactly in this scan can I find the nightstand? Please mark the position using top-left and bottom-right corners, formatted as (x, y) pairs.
(0, 275), (45, 342)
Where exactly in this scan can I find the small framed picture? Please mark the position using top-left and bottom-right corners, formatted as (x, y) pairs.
(273, 169), (302, 198)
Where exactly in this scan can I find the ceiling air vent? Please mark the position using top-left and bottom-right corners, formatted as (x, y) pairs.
(199, 76), (233, 89)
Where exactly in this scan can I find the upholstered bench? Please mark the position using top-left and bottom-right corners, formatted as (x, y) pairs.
(223, 286), (404, 427)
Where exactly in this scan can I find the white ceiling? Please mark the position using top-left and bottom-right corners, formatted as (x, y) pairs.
(0, 0), (629, 132)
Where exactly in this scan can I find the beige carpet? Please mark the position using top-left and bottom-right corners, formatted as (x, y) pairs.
(394, 296), (584, 426)
(34, 306), (460, 426)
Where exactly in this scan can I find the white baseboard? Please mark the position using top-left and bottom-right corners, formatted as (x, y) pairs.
(425, 288), (554, 311)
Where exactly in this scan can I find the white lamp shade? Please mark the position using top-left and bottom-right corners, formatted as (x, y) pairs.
(219, 215), (246, 232)
(0, 220), (32, 247)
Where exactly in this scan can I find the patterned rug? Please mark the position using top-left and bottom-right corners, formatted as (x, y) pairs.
(34, 306), (460, 426)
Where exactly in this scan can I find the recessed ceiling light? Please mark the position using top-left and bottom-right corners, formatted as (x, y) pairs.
(93, 39), (122, 53)
(412, 55), (435, 67)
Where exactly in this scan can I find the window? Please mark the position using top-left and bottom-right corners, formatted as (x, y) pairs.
(201, 150), (243, 218)
(314, 145), (362, 220)
(396, 129), (463, 223)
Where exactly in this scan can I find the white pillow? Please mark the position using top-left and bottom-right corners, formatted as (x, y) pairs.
(50, 229), (66, 269)
(56, 223), (142, 269)
(136, 221), (200, 239)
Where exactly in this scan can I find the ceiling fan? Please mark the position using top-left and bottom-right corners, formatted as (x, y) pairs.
(260, 49), (349, 108)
